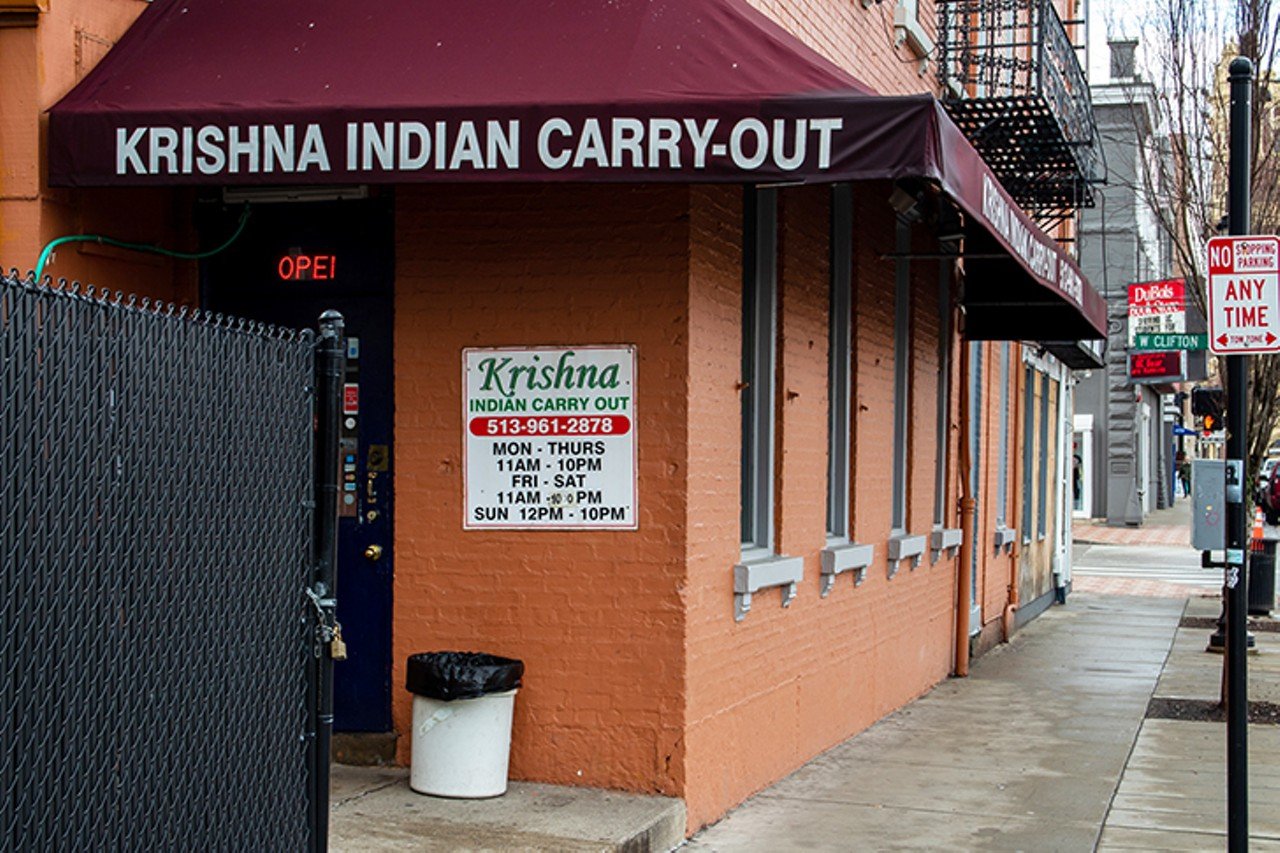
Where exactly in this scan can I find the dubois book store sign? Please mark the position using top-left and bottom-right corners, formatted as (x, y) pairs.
(464, 346), (637, 529)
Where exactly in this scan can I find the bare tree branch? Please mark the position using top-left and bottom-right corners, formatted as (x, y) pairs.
(1112, 0), (1280, 472)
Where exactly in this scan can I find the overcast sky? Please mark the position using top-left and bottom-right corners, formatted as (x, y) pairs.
(1085, 0), (1142, 83)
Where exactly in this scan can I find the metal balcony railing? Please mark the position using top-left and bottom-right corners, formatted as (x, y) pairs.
(936, 0), (1102, 225)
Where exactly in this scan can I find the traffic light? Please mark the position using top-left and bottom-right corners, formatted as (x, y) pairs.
(1192, 387), (1226, 433)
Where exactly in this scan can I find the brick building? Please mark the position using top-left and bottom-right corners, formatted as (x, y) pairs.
(2, 0), (1103, 833)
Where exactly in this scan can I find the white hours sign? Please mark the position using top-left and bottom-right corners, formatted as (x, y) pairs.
(463, 346), (637, 530)
(1208, 235), (1280, 354)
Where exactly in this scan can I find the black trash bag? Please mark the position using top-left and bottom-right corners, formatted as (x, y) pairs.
(405, 651), (524, 701)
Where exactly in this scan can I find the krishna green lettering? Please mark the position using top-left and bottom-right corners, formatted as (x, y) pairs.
(477, 352), (622, 398)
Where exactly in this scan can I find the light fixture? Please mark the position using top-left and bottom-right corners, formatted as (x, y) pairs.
(888, 186), (922, 222)
(222, 185), (369, 204)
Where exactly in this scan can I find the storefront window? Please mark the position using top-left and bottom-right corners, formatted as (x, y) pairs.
(741, 187), (778, 557)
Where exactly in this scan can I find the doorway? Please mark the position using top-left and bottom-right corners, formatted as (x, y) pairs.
(199, 196), (395, 732)
(1139, 402), (1152, 516)
(1072, 415), (1093, 518)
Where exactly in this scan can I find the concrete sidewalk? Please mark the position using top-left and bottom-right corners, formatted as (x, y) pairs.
(1097, 595), (1280, 850)
(686, 593), (1280, 852)
(1072, 498), (1193, 547)
(330, 592), (1279, 851)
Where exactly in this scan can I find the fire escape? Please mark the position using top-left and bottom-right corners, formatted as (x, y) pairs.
(936, 0), (1102, 231)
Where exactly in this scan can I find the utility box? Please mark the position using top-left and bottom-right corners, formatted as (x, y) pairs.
(1192, 459), (1226, 552)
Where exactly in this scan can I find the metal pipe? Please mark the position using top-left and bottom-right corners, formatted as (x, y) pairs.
(312, 310), (346, 853)
(1226, 56), (1252, 853)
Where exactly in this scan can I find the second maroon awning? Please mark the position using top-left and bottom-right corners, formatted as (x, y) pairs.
(46, 0), (1105, 339)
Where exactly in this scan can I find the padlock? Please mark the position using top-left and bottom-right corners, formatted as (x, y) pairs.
(330, 623), (348, 661)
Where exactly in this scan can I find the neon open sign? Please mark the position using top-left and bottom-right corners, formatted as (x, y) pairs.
(277, 253), (337, 281)
(1128, 350), (1183, 381)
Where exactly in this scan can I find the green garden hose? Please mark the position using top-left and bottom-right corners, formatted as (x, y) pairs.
(34, 205), (251, 282)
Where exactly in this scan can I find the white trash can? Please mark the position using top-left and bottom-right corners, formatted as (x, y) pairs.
(410, 688), (518, 798)
(404, 651), (524, 799)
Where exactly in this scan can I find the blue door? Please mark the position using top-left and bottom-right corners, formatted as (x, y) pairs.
(200, 197), (394, 732)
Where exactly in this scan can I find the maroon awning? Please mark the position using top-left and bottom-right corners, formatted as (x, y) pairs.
(46, 0), (1105, 340)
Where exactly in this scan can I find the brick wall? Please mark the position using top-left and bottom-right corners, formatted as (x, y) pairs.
(682, 182), (957, 830)
(745, 0), (941, 96)
(0, 0), (193, 302)
(392, 184), (691, 794)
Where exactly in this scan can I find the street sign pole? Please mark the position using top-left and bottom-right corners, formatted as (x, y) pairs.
(1225, 55), (1252, 853)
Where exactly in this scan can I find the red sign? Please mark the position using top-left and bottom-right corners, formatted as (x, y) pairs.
(1127, 277), (1186, 347)
(467, 415), (631, 437)
(277, 253), (337, 281)
(1128, 351), (1183, 381)
(343, 383), (359, 415)
(1207, 236), (1280, 354)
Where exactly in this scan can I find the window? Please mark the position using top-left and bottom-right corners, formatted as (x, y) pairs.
(1038, 374), (1053, 539)
(827, 185), (853, 541)
(820, 185), (874, 593)
(967, 342), (983, 620)
(887, 216), (927, 576)
(932, 261), (952, 528)
(890, 217), (912, 534)
(996, 343), (1010, 527)
(1022, 364), (1035, 544)
(740, 187), (778, 558)
(735, 187), (804, 619)
(928, 254), (962, 563)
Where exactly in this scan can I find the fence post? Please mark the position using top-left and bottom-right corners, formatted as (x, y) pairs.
(311, 310), (345, 853)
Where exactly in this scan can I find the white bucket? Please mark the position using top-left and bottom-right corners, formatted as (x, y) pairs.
(410, 689), (518, 798)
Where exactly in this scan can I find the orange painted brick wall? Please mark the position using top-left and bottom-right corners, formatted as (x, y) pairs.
(682, 182), (958, 830)
(746, 0), (940, 96)
(0, 0), (194, 302)
(0, 0), (195, 302)
(392, 184), (691, 795)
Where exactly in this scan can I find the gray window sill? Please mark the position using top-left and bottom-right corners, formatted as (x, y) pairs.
(930, 527), (962, 562)
(820, 540), (875, 596)
(733, 553), (804, 622)
(887, 533), (927, 578)
(993, 525), (1017, 554)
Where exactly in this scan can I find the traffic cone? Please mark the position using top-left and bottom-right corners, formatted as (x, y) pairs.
(1251, 506), (1265, 552)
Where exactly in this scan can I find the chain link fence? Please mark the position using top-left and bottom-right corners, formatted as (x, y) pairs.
(1, 271), (323, 850)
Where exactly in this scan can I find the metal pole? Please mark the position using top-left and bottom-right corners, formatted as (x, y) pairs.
(312, 310), (345, 853)
(1226, 55), (1252, 853)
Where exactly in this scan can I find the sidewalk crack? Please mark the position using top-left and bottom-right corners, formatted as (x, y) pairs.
(331, 776), (403, 809)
